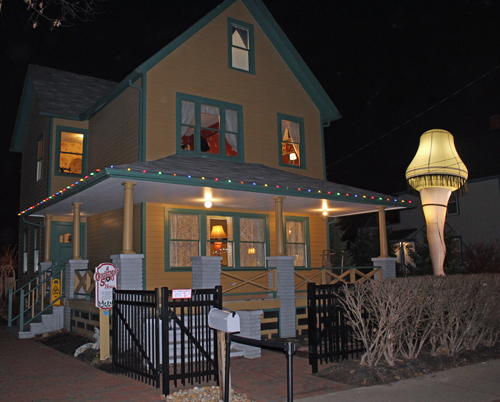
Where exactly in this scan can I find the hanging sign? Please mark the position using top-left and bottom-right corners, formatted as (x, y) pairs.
(172, 289), (192, 299)
(94, 263), (119, 310)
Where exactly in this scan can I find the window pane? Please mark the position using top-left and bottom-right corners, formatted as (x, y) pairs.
(171, 214), (199, 240)
(287, 244), (305, 267)
(181, 126), (195, 150)
(232, 47), (249, 71)
(170, 241), (199, 267)
(286, 220), (305, 243)
(281, 120), (300, 166)
(60, 131), (83, 174)
(240, 218), (264, 242)
(226, 109), (238, 132)
(232, 26), (249, 49)
(207, 241), (233, 267)
(202, 129), (220, 154)
(240, 242), (264, 267)
(207, 216), (233, 241)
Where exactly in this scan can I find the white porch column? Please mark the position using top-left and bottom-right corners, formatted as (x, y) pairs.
(72, 203), (82, 260)
(267, 256), (296, 338)
(191, 256), (222, 289)
(273, 196), (286, 256)
(377, 206), (389, 258)
(44, 214), (52, 262)
(111, 254), (144, 290)
(122, 181), (136, 254)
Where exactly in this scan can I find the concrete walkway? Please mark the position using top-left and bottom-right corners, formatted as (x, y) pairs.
(296, 359), (500, 402)
(2, 325), (500, 402)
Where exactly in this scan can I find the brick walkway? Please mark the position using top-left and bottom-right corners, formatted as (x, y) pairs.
(0, 326), (350, 401)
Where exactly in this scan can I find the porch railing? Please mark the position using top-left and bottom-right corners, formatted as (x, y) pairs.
(221, 266), (381, 298)
(74, 269), (95, 299)
(8, 267), (64, 331)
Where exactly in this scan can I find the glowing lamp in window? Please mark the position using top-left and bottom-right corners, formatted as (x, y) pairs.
(210, 225), (227, 252)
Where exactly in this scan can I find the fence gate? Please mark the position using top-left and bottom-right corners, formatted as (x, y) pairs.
(307, 282), (365, 374)
(112, 289), (161, 387)
(161, 286), (222, 395)
(112, 287), (222, 395)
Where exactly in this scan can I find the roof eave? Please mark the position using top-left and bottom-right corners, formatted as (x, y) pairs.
(10, 70), (35, 153)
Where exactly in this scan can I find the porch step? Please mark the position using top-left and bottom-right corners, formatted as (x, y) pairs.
(17, 306), (65, 339)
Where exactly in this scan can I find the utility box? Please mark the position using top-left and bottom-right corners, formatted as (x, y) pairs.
(208, 308), (240, 333)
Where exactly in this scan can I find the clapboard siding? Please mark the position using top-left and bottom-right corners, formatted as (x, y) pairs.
(145, 1), (324, 179)
(20, 100), (50, 210)
(88, 85), (140, 171)
(143, 202), (327, 289)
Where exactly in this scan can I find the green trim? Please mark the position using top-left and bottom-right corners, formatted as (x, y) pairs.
(141, 202), (147, 290)
(277, 113), (306, 170)
(54, 126), (88, 178)
(47, 119), (53, 198)
(321, 124), (327, 180)
(176, 93), (244, 162)
(164, 208), (270, 271)
(227, 18), (255, 74)
(284, 216), (310, 268)
(128, 75), (147, 162)
(50, 221), (87, 261)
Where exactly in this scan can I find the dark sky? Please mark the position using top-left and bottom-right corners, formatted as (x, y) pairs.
(1, 0), (500, 246)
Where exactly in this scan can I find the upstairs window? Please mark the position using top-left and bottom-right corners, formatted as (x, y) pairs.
(56, 126), (87, 176)
(279, 114), (305, 168)
(447, 193), (459, 215)
(36, 137), (43, 182)
(177, 94), (243, 161)
(228, 18), (255, 74)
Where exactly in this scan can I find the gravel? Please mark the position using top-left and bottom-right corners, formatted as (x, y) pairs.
(164, 386), (256, 402)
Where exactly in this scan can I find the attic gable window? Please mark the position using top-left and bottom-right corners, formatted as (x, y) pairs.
(177, 93), (244, 161)
(55, 126), (87, 177)
(278, 114), (306, 169)
(228, 18), (255, 74)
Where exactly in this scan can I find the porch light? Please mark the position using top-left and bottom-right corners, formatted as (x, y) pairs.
(406, 129), (468, 275)
(204, 200), (212, 208)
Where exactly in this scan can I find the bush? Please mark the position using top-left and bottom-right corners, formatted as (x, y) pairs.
(463, 240), (500, 274)
(338, 274), (500, 367)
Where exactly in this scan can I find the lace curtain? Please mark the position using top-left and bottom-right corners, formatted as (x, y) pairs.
(170, 213), (199, 267)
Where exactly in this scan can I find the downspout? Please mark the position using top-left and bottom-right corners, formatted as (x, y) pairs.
(128, 74), (146, 162)
(22, 217), (44, 228)
(321, 121), (331, 181)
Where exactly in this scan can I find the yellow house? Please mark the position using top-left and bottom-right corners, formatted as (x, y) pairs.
(11, 0), (412, 338)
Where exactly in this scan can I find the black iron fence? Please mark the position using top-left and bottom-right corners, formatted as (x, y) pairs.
(112, 289), (161, 387)
(161, 286), (222, 395)
(112, 287), (222, 396)
(307, 282), (365, 374)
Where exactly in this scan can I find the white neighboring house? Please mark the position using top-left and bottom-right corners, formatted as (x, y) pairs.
(389, 176), (500, 269)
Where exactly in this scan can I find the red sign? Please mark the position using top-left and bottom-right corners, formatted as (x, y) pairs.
(94, 263), (119, 310)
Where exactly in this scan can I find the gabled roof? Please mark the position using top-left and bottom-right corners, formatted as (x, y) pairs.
(134, 0), (341, 124)
(10, 65), (117, 152)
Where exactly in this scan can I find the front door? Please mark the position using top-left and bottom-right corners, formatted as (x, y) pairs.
(50, 222), (86, 271)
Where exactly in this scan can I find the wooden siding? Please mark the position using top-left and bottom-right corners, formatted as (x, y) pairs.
(20, 100), (50, 210)
(49, 118), (89, 196)
(88, 84), (140, 171)
(143, 202), (327, 290)
(145, 0), (324, 179)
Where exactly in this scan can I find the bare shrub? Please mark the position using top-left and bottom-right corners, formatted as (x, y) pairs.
(463, 241), (500, 274)
(339, 280), (412, 367)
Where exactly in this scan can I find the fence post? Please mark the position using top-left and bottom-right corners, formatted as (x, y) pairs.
(307, 282), (318, 374)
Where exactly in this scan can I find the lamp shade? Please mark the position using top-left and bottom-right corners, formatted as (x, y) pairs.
(406, 129), (468, 194)
(210, 225), (227, 239)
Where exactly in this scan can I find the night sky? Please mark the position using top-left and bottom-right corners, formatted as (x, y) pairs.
(1, 0), (500, 247)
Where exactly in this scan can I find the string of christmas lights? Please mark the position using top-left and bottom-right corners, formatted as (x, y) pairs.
(18, 166), (411, 215)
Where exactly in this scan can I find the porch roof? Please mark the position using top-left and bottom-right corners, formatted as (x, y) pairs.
(23, 155), (416, 218)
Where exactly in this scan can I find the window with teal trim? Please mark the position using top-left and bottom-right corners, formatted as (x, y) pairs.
(55, 126), (87, 176)
(285, 217), (309, 267)
(36, 136), (43, 182)
(177, 93), (243, 160)
(33, 227), (39, 273)
(278, 114), (305, 168)
(166, 209), (268, 270)
(228, 18), (255, 74)
(23, 230), (28, 273)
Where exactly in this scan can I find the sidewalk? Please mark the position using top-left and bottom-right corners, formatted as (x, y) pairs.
(2, 325), (500, 402)
(296, 360), (500, 402)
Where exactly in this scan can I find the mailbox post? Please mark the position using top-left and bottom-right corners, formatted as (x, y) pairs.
(208, 308), (240, 402)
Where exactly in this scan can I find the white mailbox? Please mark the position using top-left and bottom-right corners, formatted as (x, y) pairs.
(208, 308), (241, 333)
